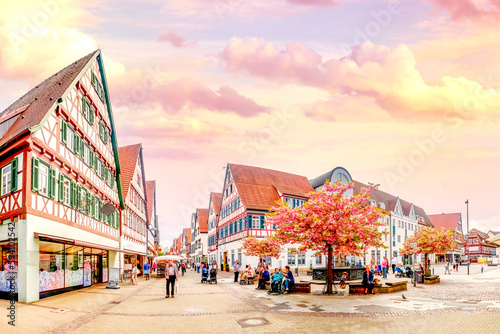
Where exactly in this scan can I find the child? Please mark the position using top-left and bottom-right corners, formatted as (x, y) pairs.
(481, 265), (484, 274)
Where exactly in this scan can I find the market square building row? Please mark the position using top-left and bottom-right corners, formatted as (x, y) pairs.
(181, 163), (481, 272)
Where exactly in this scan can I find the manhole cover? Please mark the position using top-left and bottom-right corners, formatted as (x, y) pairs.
(186, 308), (205, 313)
(460, 308), (474, 313)
(51, 308), (71, 314)
(237, 317), (271, 328)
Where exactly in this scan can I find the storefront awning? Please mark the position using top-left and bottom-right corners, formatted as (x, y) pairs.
(123, 248), (147, 256)
(34, 233), (121, 252)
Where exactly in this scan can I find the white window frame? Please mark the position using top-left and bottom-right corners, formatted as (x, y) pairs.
(1, 164), (11, 196)
(66, 127), (75, 152)
(38, 162), (49, 196)
(84, 143), (90, 166)
(252, 216), (260, 229)
(62, 176), (71, 206)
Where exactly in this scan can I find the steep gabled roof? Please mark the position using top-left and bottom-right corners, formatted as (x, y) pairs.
(353, 180), (432, 226)
(196, 208), (209, 233)
(0, 51), (99, 147)
(146, 180), (156, 224)
(210, 192), (222, 215)
(428, 213), (462, 231)
(118, 144), (142, 201)
(229, 163), (313, 211)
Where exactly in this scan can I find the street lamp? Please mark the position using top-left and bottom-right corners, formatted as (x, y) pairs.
(465, 200), (470, 275)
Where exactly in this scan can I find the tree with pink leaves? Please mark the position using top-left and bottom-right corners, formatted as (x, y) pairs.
(241, 236), (283, 260)
(400, 226), (456, 273)
(267, 180), (387, 294)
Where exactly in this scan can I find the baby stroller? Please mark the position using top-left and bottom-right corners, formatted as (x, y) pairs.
(267, 277), (286, 295)
(395, 267), (405, 278)
(209, 268), (217, 284)
(405, 266), (413, 278)
(201, 267), (209, 283)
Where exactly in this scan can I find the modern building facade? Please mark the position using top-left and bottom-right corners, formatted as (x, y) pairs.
(0, 50), (123, 302)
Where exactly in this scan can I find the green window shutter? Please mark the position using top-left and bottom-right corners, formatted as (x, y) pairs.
(79, 139), (85, 158)
(89, 150), (94, 167)
(49, 168), (56, 199)
(82, 97), (87, 119)
(61, 121), (67, 144)
(31, 157), (39, 192)
(10, 157), (18, 192)
(99, 121), (103, 141)
(99, 200), (103, 221)
(91, 195), (95, 217)
(58, 173), (64, 202)
(70, 181), (76, 207)
(100, 160), (105, 179)
(104, 129), (108, 144)
(110, 174), (114, 188)
(73, 132), (79, 153)
(76, 184), (81, 208)
(89, 106), (95, 125)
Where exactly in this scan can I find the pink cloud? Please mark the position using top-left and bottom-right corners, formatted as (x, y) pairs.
(220, 38), (500, 120)
(427, 0), (500, 23)
(157, 30), (198, 48)
(220, 37), (323, 86)
(112, 76), (270, 118)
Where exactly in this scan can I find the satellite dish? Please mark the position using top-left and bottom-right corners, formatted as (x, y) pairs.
(100, 202), (116, 215)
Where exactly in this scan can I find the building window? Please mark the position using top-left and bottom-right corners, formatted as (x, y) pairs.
(66, 126), (75, 152)
(62, 176), (71, 206)
(252, 216), (260, 229)
(84, 143), (91, 166)
(298, 252), (306, 265)
(1, 164), (11, 196)
(397, 235), (401, 243)
(38, 163), (50, 196)
(287, 250), (296, 265)
(316, 255), (322, 264)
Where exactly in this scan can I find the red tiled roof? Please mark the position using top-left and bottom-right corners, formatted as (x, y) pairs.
(184, 228), (191, 243)
(353, 180), (432, 226)
(229, 163), (313, 211)
(0, 50), (99, 147)
(210, 192), (222, 215)
(197, 208), (209, 233)
(145, 180), (156, 224)
(118, 144), (142, 200)
(428, 213), (462, 231)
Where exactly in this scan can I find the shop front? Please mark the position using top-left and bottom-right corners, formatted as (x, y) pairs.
(38, 238), (110, 299)
(0, 240), (18, 299)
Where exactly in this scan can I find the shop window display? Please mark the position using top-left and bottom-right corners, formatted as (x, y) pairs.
(0, 242), (18, 293)
(64, 245), (84, 288)
(39, 242), (65, 292)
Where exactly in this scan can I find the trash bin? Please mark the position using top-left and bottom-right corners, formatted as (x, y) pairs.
(416, 270), (424, 284)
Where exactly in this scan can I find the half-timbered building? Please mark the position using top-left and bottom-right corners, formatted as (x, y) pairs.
(0, 50), (123, 302)
(207, 192), (222, 266)
(428, 213), (464, 263)
(145, 180), (159, 262)
(465, 228), (497, 262)
(217, 163), (313, 270)
(118, 144), (149, 276)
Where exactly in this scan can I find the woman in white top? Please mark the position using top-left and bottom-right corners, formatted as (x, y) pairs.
(131, 264), (138, 285)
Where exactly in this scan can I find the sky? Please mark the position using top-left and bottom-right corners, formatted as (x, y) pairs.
(1, 0), (499, 249)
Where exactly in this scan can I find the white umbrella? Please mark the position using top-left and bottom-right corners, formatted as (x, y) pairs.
(154, 255), (183, 261)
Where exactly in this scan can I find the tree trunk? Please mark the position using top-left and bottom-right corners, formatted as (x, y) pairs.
(326, 243), (333, 294)
(424, 253), (428, 272)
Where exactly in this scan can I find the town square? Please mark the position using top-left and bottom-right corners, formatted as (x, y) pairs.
(0, 0), (499, 333)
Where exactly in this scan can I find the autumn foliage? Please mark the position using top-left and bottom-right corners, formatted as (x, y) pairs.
(267, 180), (387, 293)
(241, 236), (283, 259)
(401, 226), (456, 272)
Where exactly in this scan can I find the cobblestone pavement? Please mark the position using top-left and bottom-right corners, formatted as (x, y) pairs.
(1, 265), (499, 334)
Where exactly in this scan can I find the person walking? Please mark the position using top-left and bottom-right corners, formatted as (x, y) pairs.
(181, 261), (186, 276)
(152, 261), (157, 273)
(165, 259), (178, 298)
(233, 261), (240, 283)
(391, 257), (396, 274)
(131, 264), (138, 285)
(444, 260), (450, 274)
(382, 256), (388, 279)
(143, 262), (151, 280)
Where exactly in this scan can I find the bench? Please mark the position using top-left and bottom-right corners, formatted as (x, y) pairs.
(349, 281), (407, 295)
(288, 281), (311, 294)
(424, 275), (440, 285)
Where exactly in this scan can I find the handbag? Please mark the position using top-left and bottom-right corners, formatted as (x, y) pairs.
(258, 275), (262, 279)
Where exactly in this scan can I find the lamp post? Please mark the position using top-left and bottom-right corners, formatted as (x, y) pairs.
(465, 200), (469, 275)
